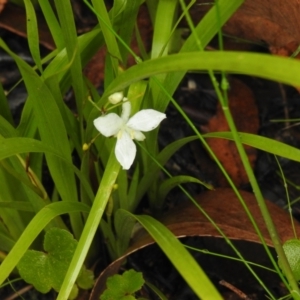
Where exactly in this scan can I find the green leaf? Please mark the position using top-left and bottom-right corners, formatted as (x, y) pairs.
(76, 265), (94, 290)
(203, 132), (300, 163)
(0, 83), (13, 125)
(24, 0), (42, 72)
(103, 52), (300, 100)
(91, 0), (121, 74)
(17, 228), (78, 293)
(114, 209), (137, 256)
(53, 0), (85, 121)
(37, 0), (64, 50)
(280, 239), (300, 281)
(101, 269), (144, 300)
(124, 213), (222, 300)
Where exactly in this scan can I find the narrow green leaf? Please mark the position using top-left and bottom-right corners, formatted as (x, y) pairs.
(127, 213), (222, 300)
(204, 132), (300, 163)
(114, 209), (137, 256)
(0, 232), (15, 252)
(53, 0), (85, 125)
(115, 0), (141, 64)
(151, 0), (178, 58)
(0, 167), (27, 239)
(24, 0), (42, 72)
(37, 0), (64, 50)
(91, 0), (121, 74)
(0, 116), (16, 138)
(0, 83), (13, 125)
(0, 201), (34, 212)
(103, 52), (300, 99)
(127, 163), (140, 212)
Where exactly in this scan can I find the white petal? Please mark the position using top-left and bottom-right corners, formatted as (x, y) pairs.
(121, 101), (131, 122)
(115, 131), (136, 170)
(127, 109), (166, 132)
(93, 113), (123, 137)
(108, 92), (124, 104)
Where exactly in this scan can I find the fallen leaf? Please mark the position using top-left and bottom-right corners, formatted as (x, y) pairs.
(190, 0), (300, 56)
(0, 0), (7, 14)
(203, 78), (259, 187)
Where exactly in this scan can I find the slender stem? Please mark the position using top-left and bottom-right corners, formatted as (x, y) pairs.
(57, 149), (120, 300)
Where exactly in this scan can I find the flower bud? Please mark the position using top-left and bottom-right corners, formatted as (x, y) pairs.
(108, 92), (123, 104)
(82, 143), (89, 151)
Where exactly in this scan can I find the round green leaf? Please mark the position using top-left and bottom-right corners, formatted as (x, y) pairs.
(17, 228), (78, 293)
(281, 239), (300, 281)
(101, 269), (144, 300)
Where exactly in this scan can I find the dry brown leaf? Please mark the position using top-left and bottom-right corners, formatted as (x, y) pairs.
(0, 0), (7, 14)
(203, 78), (259, 187)
(191, 0), (300, 56)
(90, 188), (300, 299)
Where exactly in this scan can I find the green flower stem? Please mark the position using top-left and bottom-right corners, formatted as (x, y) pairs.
(57, 148), (120, 300)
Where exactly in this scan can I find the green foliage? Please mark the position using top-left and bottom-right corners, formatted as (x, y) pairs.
(2, 0), (300, 299)
(17, 228), (93, 298)
(280, 239), (300, 281)
(101, 269), (144, 300)
(77, 266), (95, 290)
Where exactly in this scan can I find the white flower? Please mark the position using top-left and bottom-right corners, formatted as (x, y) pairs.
(93, 101), (166, 170)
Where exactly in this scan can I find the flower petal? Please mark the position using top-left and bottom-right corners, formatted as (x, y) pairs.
(127, 109), (166, 132)
(93, 113), (123, 137)
(115, 131), (136, 170)
(121, 101), (131, 122)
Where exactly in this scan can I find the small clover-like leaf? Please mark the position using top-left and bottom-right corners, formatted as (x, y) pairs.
(17, 250), (51, 293)
(17, 228), (77, 294)
(77, 265), (95, 289)
(280, 239), (300, 280)
(101, 269), (144, 300)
